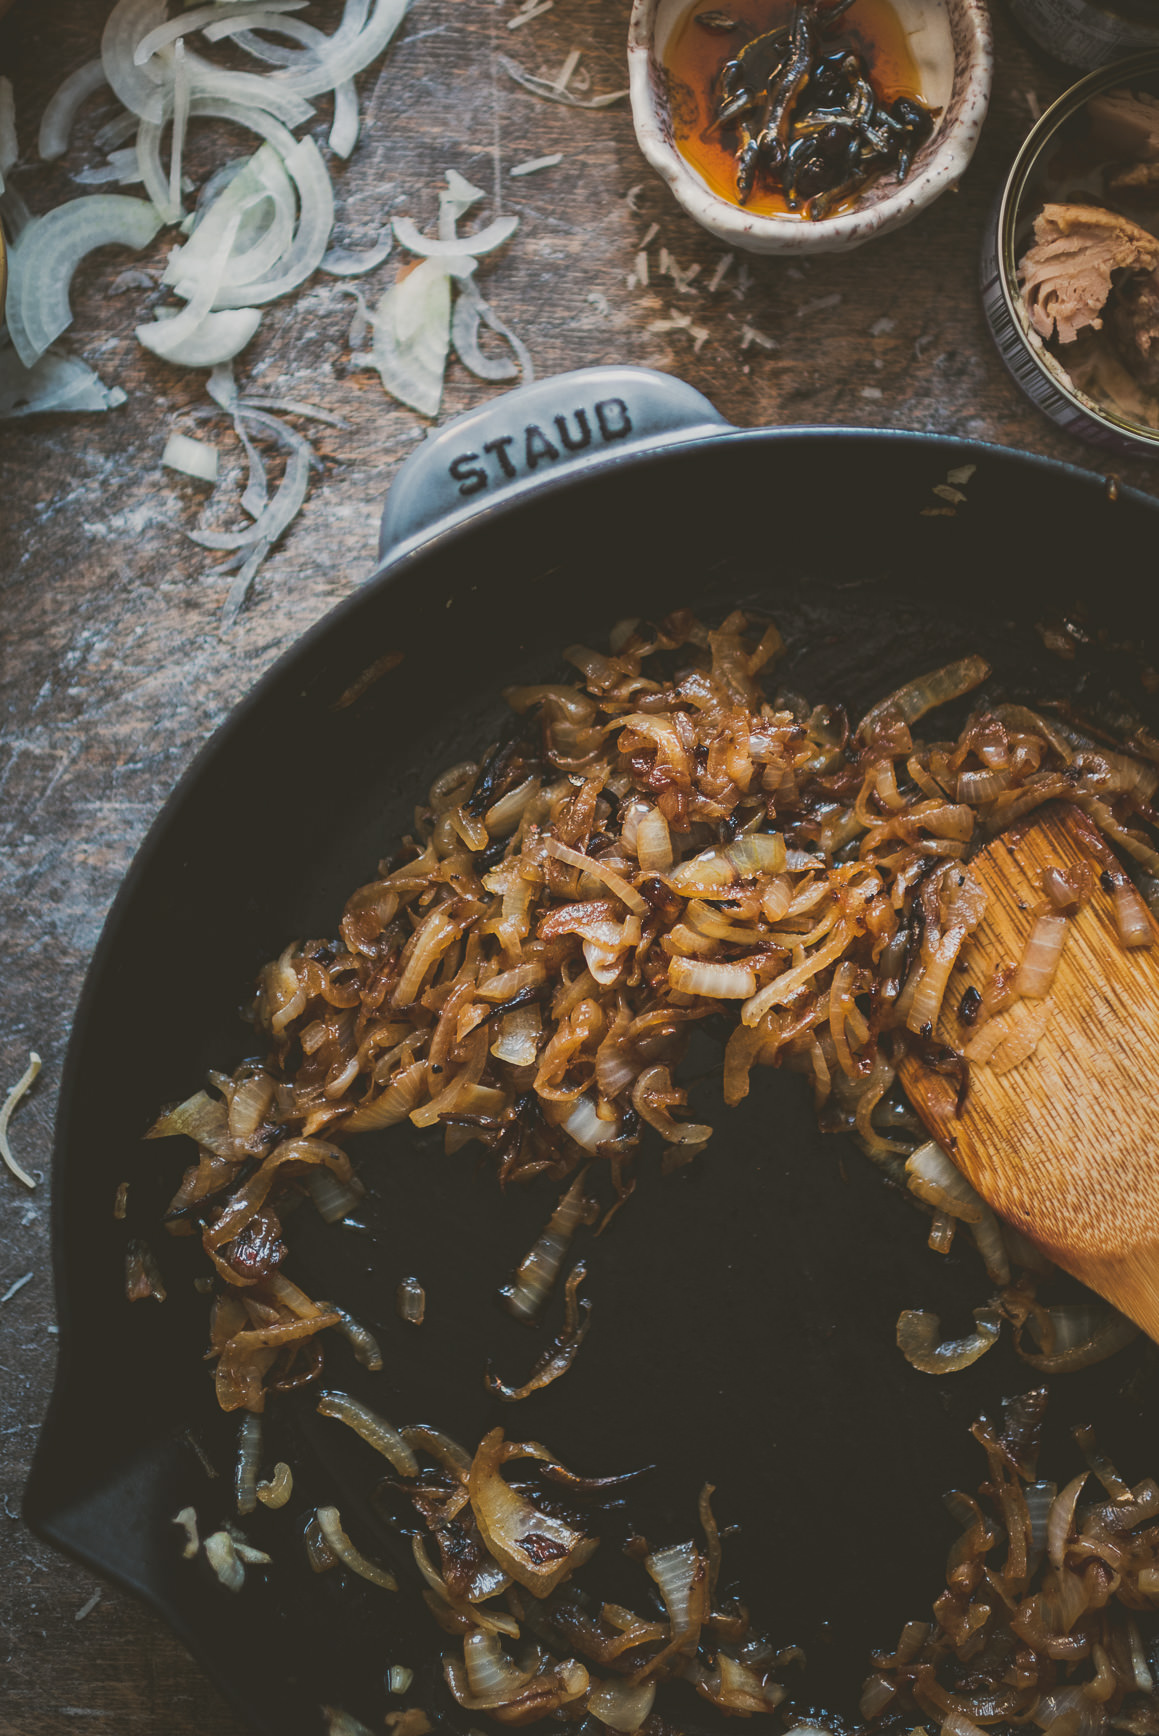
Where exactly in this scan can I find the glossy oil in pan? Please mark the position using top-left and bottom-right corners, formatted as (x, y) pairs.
(26, 370), (1159, 1736)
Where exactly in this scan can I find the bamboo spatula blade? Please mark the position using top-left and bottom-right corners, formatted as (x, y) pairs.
(899, 805), (1159, 1340)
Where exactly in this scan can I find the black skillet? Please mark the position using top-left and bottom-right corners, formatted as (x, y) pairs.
(25, 366), (1159, 1736)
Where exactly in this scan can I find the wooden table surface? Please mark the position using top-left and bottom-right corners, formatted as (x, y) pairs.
(0, 1), (1155, 1731)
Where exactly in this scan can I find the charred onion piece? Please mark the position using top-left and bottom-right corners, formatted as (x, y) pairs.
(486, 1261), (593, 1401)
(467, 1429), (599, 1596)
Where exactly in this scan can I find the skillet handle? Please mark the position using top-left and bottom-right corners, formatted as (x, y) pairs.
(377, 365), (730, 562)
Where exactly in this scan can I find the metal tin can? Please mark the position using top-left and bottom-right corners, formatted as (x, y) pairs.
(981, 49), (1159, 459)
(1008, 0), (1159, 70)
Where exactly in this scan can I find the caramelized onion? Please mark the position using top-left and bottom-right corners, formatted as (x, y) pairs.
(905, 1142), (985, 1224)
(1014, 1304), (1137, 1373)
(316, 1390), (417, 1474)
(1114, 880), (1154, 949)
(468, 1429), (599, 1596)
(635, 807), (673, 873)
(857, 655), (991, 742)
(896, 1307), (1001, 1373)
(315, 1505), (398, 1591)
(500, 1170), (590, 1322)
(667, 958), (757, 999)
(587, 1677), (656, 1732)
(1014, 913), (1069, 999)
(234, 1412), (262, 1515)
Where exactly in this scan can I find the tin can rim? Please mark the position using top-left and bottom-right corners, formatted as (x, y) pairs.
(995, 48), (1159, 452)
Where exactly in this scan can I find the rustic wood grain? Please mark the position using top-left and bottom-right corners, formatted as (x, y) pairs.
(0, 1), (1156, 1731)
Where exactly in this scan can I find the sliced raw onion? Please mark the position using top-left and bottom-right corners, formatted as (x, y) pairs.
(7, 195), (164, 368)
(439, 168), (487, 239)
(265, 0), (409, 98)
(393, 212), (520, 259)
(168, 39), (191, 220)
(133, 0), (308, 66)
(38, 59), (109, 161)
(451, 279), (526, 383)
(365, 257), (471, 418)
(321, 233), (393, 276)
(896, 1307), (1001, 1373)
(0, 346), (126, 419)
(73, 147), (143, 187)
(162, 431), (219, 482)
(219, 135), (333, 307)
(498, 54), (629, 108)
(165, 147), (296, 297)
(101, 0), (171, 124)
(139, 304), (262, 368)
(191, 407), (315, 569)
(329, 79), (360, 157)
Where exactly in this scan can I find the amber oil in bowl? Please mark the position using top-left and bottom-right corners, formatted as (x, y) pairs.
(662, 0), (931, 218)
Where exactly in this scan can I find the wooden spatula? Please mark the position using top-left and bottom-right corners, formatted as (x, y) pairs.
(899, 803), (1159, 1343)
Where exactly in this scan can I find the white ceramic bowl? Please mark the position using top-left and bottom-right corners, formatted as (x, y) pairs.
(628, 0), (994, 256)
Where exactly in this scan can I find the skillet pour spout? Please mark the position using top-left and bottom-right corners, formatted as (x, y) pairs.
(26, 367), (1159, 1736)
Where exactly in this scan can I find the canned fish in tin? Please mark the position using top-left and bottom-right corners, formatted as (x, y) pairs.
(981, 50), (1159, 459)
(1009, 0), (1159, 71)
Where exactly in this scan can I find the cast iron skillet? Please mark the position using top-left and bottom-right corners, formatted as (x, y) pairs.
(25, 367), (1159, 1736)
